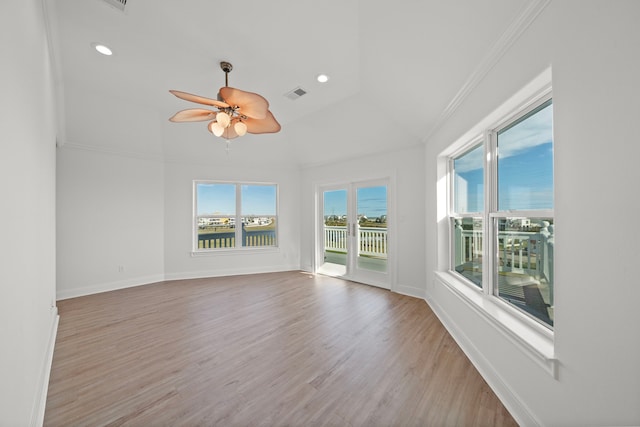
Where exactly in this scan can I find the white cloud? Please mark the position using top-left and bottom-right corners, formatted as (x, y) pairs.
(454, 103), (553, 173)
(498, 103), (553, 158)
(454, 144), (484, 173)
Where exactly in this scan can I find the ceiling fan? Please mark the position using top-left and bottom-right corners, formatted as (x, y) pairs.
(169, 61), (280, 144)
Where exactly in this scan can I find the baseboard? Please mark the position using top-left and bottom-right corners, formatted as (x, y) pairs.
(57, 265), (303, 300)
(56, 274), (166, 300)
(394, 282), (426, 299)
(424, 291), (540, 427)
(30, 307), (59, 427)
(163, 264), (301, 282)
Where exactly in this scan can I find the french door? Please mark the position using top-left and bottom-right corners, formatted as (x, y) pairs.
(317, 179), (390, 289)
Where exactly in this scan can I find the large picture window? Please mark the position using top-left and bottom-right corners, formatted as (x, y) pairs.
(195, 181), (278, 251)
(450, 95), (554, 328)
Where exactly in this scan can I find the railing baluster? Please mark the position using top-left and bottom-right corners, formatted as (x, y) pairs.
(323, 226), (387, 259)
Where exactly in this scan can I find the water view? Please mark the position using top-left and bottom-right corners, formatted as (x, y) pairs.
(198, 217), (276, 249)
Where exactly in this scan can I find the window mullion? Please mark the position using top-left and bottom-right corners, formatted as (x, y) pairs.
(235, 184), (242, 245)
(193, 183), (199, 251)
(448, 157), (455, 271)
(484, 130), (498, 296)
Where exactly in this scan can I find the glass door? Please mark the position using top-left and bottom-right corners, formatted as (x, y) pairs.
(319, 187), (349, 277)
(353, 181), (388, 286)
(318, 179), (390, 289)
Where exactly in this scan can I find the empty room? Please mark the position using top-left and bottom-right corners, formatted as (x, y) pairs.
(2, 0), (640, 426)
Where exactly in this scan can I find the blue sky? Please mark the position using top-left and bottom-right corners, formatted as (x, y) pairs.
(324, 186), (387, 218)
(455, 102), (553, 212)
(357, 186), (387, 217)
(197, 184), (276, 215)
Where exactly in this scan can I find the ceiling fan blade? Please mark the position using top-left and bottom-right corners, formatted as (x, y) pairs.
(169, 90), (229, 108)
(169, 108), (217, 122)
(207, 121), (240, 140)
(244, 110), (281, 134)
(219, 87), (269, 120)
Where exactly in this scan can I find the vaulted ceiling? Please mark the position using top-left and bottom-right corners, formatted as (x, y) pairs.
(46, 0), (539, 167)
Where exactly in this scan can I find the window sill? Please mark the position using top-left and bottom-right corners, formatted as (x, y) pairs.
(434, 270), (557, 379)
(191, 247), (280, 257)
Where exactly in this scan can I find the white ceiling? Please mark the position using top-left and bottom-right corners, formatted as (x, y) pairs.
(46, 0), (536, 167)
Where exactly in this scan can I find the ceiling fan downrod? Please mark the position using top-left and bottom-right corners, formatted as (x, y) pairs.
(220, 61), (232, 87)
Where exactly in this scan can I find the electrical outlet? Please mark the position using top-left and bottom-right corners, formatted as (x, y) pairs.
(118, 265), (124, 273)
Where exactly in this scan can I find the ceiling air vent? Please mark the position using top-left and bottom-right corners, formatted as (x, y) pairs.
(285, 86), (307, 101)
(100, 0), (127, 12)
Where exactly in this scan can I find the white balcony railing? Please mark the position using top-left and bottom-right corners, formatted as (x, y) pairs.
(324, 226), (387, 259)
(454, 220), (555, 305)
(324, 226), (348, 253)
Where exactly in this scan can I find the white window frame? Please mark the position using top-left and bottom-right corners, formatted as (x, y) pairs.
(436, 68), (557, 378)
(193, 180), (279, 254)
(448, 138), (485, 289)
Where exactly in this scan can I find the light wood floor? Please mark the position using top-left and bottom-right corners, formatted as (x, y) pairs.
(45, 271), (517, 426)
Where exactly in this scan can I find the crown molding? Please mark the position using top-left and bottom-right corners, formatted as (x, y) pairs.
(423, 0), (552, 143)
(58, 140), (164, 162)
(298, 142), (424, 170)
(58, 141), (303, 170)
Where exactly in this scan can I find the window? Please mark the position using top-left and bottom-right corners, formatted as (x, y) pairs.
(450, 95), (554, 328)
(195, 181), (278, 251)
(452, 142), (484, 288)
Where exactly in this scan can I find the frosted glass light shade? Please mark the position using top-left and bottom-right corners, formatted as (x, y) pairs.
(234, 121), (247, 136)
(210, 122), (224, 137)
(216, 111), (230, 128)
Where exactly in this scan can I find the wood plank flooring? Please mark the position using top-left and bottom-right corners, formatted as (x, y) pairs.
(45, 271), (517, 426)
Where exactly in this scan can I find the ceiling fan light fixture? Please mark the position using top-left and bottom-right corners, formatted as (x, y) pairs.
(216, 111), (231, 128)
(209, 121), (225, 137)
(234, 121), (248, 136)
(169, 61), (280, 151)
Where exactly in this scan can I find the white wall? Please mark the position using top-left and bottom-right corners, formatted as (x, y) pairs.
(300, 145), (426, 297)
(56, 148), (165, 299)
(425, 2), (640, 425)
(0, 0), (59, 424)
(163, 161), (301, 280)
(56, 116), (301, 297)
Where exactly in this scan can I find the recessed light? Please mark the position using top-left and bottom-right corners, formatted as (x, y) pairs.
(92, 43), (113, 56)
(316, 74), (329, 83)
